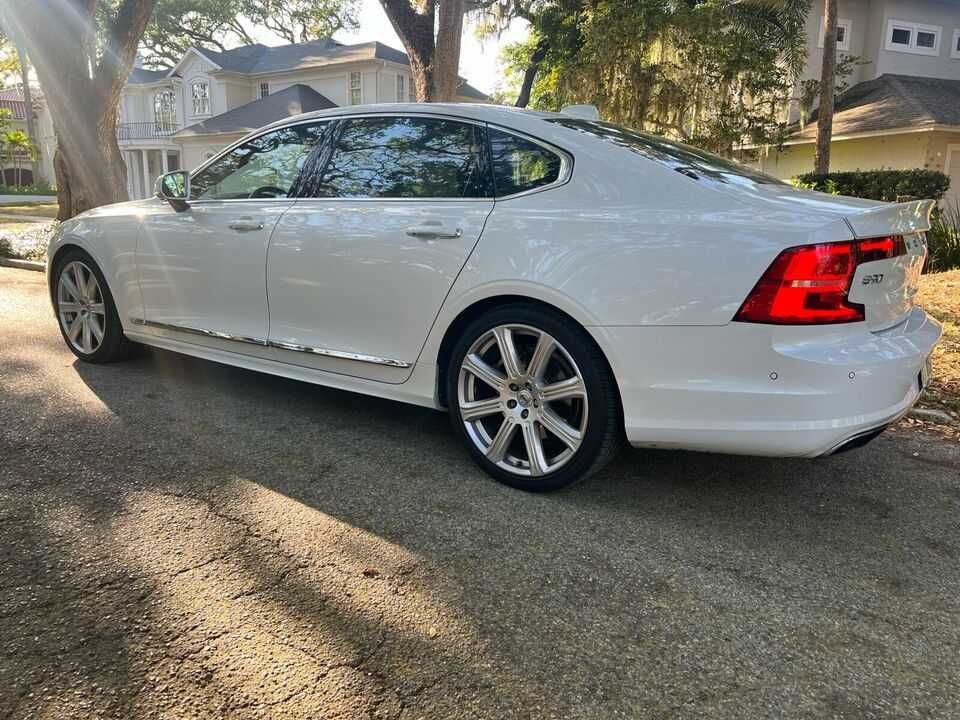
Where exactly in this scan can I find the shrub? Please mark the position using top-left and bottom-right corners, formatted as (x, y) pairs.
(0, 221), (57, 261)
(0, 182), (57, 196)
(928, 201), (960, 273)
(791, 169), (950, 202)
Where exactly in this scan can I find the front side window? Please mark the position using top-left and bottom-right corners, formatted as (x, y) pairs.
(154, 90), (176, 130)
(307, 116), (488, 199)
(349, 72), (362, 105)
(190, 122), (328, 200)
(488, 128), (563, 197)
(191, 81), (210, 115)
(551, 118), (783, 186)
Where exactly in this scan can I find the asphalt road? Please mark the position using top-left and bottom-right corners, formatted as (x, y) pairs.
(2, 265), (959, 719)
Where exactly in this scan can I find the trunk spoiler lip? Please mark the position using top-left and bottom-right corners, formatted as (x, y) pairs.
(842, 199), (935, 239)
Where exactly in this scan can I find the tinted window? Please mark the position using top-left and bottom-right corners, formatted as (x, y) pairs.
(488, 128), (563, 196)
(190, 123), (328, 200)
(308, 117), (488, 198)
(549, 118), (784, 186)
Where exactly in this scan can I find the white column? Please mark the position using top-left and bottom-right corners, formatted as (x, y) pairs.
(141, 150), (151, 199)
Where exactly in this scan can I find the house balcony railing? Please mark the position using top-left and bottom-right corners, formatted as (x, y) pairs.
(117, 121), (178, 142)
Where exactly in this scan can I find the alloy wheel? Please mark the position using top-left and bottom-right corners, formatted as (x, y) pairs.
(457, 324), (589, 477)
(57, 261), (106, 355)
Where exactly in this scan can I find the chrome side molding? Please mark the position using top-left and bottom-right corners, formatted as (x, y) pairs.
(129, 318), (411, 368)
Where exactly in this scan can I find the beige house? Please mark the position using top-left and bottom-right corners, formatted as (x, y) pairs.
(751, 0), (960, 205)
(0, 86), (56, 186)
(119, 39), (488, 199)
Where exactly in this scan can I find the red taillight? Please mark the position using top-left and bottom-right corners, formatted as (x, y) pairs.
(734, 236), (905, 325)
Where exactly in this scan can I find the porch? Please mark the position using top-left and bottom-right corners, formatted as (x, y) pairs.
(124, 148), (180, 200)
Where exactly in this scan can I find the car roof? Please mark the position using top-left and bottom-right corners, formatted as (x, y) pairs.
(260, 102), (569, 134)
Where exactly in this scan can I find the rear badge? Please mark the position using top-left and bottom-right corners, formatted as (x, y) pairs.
(862, 273), (884, 285)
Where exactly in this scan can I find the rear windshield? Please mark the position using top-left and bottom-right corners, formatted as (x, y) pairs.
(549, 118), (784, 186)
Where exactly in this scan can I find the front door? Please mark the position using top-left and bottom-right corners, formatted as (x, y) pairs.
(266, 115), (494, 381)
(137, 122), (328, 345)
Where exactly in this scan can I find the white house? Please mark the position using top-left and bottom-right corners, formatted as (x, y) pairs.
(0, 85), (57, 187)
(118, 38), (488, 199)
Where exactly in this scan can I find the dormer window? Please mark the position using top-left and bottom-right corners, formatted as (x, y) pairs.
(885, 20), (941, 56)
(154, 89), (176, 131)
(191, 81), (210, 115)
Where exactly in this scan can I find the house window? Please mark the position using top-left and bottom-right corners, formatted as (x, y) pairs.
(396, 74), (405, 102)
(409, 78), (416, 103)
(952, 30), (960, 59)
(349, 72), (362, 105)
(819, 17), (852, 52)
(153, 90), (176, 131)
(259, 82), (270, 98)
(191, 81), (210, 115)
(885, 20), (941, 56)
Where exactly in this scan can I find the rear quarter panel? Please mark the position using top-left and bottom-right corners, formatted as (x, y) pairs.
(447, 139), (853, 329)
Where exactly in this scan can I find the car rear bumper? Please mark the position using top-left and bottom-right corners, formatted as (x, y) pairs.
(591, 307), (942, 457)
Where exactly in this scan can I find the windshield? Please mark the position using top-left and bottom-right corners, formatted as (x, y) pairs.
(549, 118), (784, 186)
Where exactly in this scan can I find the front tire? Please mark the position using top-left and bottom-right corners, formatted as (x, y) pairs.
(52, 248), (134, 363)
(447, 304), (622, 491)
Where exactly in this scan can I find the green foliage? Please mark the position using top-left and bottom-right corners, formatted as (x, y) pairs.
(792, 169), (951, 202)
(496, 0), (808, 154)
(928, 201), (960, 272)
(142, 0), (359, 68)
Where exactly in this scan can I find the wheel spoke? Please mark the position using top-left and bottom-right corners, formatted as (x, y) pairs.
(60, 272), (83, 302)
(538, 407), (582, 451)
(541, 376), (585, 403)
(68, 314), (84, 342)
(460, 397), (503, 422)
(81, 317), (93, 353)
(59, 301), (81, 313)
(493, 326), (522, 379)
(88, 302), (105, 316)
(486, 417), (518, 463)
(526, 332), (555, 380)
(88, 314), (105, 343)
(521, 422), (548, 476)
(463, 353), (507, 392)
(83, 266), (98, 299)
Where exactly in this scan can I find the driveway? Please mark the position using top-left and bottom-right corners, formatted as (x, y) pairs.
(1, 265), (959, 719)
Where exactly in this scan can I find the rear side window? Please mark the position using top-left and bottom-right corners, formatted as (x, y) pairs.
(306, 116), (489, 198)
(549, 118), (783, 186)
(488, 128), (564, 197)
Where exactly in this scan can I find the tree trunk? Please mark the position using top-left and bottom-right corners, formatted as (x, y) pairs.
(14, 44), (39, 185)
(815, 0), (837, 175)
(516, 39), (548, 108)
(433, 0), (465, 101)
(2, 0), (155, 219)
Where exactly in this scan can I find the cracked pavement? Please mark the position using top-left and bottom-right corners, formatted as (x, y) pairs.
(1, 265), (960, 719)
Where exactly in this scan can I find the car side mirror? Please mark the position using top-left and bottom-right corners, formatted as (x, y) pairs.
(156, 170), (191, 212)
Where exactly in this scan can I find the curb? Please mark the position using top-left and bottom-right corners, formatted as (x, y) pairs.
(0, 257), (45, 272)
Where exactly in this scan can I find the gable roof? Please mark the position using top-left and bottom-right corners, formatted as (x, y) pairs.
(175, 83), (337, 138)
(792, 74), (960, 139)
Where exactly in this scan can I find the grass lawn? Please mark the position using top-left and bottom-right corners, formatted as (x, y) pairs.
(0, 202), (59, 218)
(915, 269), (960, 418)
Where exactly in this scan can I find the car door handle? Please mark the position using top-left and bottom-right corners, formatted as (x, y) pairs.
(228, 218), (264, 232)
(405, 225), (463, 240)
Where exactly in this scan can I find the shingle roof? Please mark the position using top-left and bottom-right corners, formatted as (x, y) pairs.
(175, 83), (337, 138)
(793, 74), (960, 139)
(0, 98), (27, 120)
(127, 67), (170, 85)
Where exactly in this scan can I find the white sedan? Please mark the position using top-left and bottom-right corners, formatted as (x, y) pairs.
(48, 103), (941, 490)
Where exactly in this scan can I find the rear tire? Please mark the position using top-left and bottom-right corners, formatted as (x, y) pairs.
(52, 248), (134, 363)
(447, 303), (623, 491)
